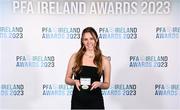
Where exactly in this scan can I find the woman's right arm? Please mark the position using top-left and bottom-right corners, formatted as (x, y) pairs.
(65, 53), (76, 85)
(65, 53), (80, 91)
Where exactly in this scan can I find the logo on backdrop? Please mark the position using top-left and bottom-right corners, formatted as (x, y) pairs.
(0, 84), (24, 96)
(12, 0), (171, 15)
(102, 84), (136, 96)
(129, 56), (168, 67)
(42, 84), (73, 96)
(156, 27), (180, 39)
(16, 55), (55, 67)
(42, 27), (80, 39)
(155, 84), (180, 96)
(98, 27), (137, 39)
(0, 27), (23, 39)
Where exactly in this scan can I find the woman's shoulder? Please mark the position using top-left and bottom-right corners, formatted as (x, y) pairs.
(71, 52), (77, 57)
(102, 55), (111, 62)
(69, 52), (77, 61)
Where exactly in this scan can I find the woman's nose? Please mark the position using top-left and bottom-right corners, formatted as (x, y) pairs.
(87, 39), (90, 43)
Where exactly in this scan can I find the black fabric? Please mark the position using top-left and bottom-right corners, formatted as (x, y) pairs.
(71, 66), (104, 109)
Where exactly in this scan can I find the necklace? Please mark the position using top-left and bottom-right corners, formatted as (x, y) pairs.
(88, 55), (94, 58)
(85, 54), (94, 58)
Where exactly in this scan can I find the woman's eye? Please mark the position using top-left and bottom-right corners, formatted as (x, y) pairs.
(90, 38), (94, 40)
(83, 38), (88, 41)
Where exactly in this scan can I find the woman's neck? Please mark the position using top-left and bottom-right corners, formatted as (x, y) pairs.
(84, 50), (95, 58)
(85, 50), (94, 55)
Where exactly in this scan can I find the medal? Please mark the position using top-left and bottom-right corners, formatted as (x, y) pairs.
(81, 85), (89, 89)
(80, 78), (91, 90)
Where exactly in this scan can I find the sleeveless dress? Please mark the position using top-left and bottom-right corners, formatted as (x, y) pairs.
(71, 66), (104, 109)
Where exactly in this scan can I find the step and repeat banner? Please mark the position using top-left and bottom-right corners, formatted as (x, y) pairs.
(0, 0), (180, 110)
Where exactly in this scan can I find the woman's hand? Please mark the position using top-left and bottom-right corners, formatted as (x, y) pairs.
(74, 80), (81, 91)
(90, 81), (102, 91)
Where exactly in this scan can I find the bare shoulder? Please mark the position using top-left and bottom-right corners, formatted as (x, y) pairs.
(102, 55), (111, 62)
(68, 52), (77, 65)
(70, 52), (77, 59)
(102, 55), (111, 66)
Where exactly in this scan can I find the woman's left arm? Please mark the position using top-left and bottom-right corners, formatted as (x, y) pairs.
(100, 57), (111, 89)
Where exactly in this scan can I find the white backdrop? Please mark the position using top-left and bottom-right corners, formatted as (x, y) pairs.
(0, 0), (180, 110)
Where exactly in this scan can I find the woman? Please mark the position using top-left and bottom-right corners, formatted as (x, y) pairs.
(65, 27), (111, 109)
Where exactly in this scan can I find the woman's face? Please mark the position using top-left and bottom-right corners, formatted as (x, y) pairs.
(82, 32), (96, 51)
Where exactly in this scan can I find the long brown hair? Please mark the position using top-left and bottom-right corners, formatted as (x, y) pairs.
(73, 27), (103, 75)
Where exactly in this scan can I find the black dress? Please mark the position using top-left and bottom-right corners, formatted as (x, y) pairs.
(71, 66), (104, 109)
